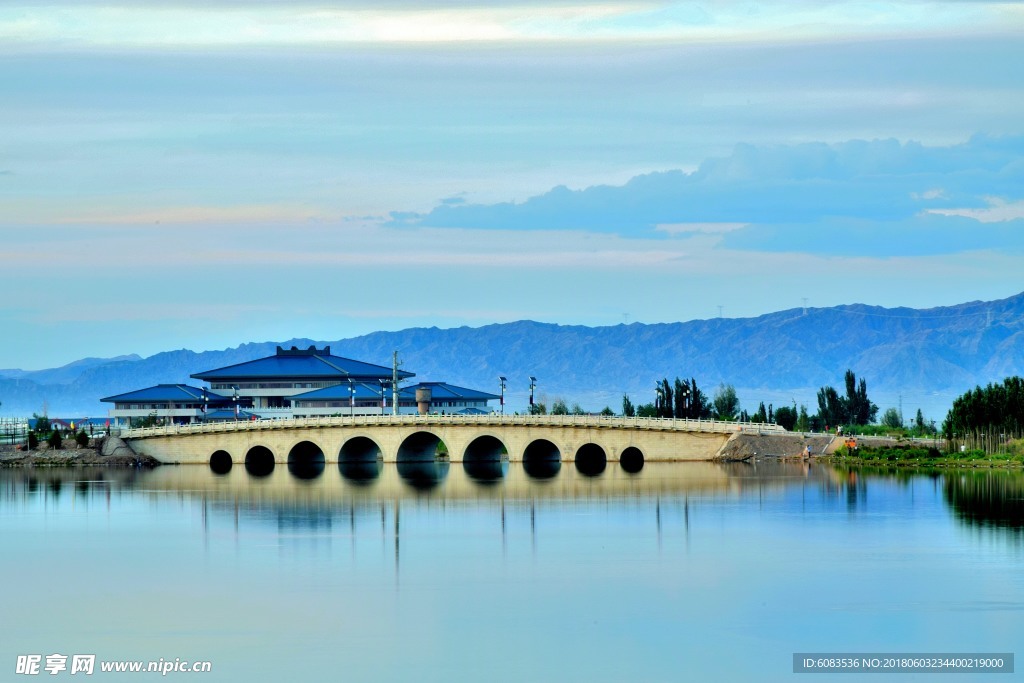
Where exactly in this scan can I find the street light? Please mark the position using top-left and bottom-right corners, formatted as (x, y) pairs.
(529, 376), (537, 413)
(232, 385), (239, 421)
(348, 379), (355, 418)
(379, 379), (387, 415)
(499, 376), (507, 414)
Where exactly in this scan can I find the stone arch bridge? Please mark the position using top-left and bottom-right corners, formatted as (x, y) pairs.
(122, 414), (786, 472)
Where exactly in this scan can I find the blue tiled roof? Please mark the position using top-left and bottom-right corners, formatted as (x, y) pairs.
(405, 382), (501, 401)
(289, 381), (499, 402)
(191, 347), (414, 381)
(290, 381), (390, 401)
(101, 384), (228, 403)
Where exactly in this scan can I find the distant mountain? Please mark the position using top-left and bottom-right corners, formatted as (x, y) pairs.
(2, 292), (1023, 421)
(0, 354), (142, 386)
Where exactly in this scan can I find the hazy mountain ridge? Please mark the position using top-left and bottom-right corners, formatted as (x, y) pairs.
(1, 292), (1023, 417)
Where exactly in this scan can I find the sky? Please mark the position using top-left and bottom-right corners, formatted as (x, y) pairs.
(1, 0), (1022, 370)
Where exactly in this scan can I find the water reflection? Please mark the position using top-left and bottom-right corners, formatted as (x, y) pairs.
(396, 460), (450, 491)
(463, 458), (508, 484)
(575, 456), (606, 478)
(945, 470), (1024, 533)
(7, 463), (1024, 545)
(287, 459), (325, 481)
(523, 457), (560, 480)
(339, 459), (383, 484)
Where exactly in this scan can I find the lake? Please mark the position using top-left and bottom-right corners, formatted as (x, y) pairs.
(1, 461), (1021, 681)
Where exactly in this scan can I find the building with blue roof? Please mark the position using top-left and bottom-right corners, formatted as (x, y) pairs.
(100, 346), (501, 424)
(101, 384), (252, 426)
(190, 345), (414, 417)
(290, 381), (500, 417)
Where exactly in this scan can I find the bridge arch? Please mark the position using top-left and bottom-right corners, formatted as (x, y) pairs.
(463, 434), (507, 462)
(575, 443), (607, 477)
(287, 440), (325, 480)
(523, 438), (562, 480)
(462, 434), (509, 482)
(244, 445), (276, 477)
(620, 446), (644, 473)
(338, 435), (383, 463)
(397, 431), (446, 462)
(209, 449), (233, 475)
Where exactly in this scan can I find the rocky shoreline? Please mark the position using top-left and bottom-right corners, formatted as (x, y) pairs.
(0, 437), (160, 468)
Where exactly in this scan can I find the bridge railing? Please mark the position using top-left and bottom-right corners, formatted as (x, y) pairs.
(120, 413), (787, 439)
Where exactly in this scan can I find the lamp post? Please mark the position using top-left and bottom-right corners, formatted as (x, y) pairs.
(348, 379), (355, 418)
(529, 376), (537, 414)
(379, 379), (387, 416)
(232, 385), (239, 421)
(499, 376), (507, 415)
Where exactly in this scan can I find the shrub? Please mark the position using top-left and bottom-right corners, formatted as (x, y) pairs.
(27, 431), (38, 450)
(75, 430), (89, 447)
(48, 430), (63, 450)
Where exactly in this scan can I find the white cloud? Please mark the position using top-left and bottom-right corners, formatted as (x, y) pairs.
(0, 2), (1018, 50)
(928, 197), (1024, 223)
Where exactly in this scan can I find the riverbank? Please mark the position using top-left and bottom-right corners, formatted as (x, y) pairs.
(821, 444), (1024, 468)
(0, 438), (160, 467)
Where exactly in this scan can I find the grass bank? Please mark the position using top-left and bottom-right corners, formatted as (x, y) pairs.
(824, 443), (1024, 468)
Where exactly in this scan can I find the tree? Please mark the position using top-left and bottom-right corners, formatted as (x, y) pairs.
(752, 402), (768, 424)
(33, 413), (51, 434)
(796, 405), (810, 432)
(774, 405), (797, 431)
(600, 406), (614, 416)
(636, 403), (657, 417)
(712, 384), (739, 420)
(881, 407), (903, 429)
(674, 377), (688, 419)
(816, 385), (844, 428)
(622, 394), (635, 417)
(48, 429), (62, 450)
(551, 399), (569, 415)
(689, 378), (712, 419)
(528, 402), (547, 415)
(570, 402), (586, 415)
(656, 378), (673, 418)
(75, 429), (90, 447)
(943, 376), (1024, 439)
(28, 431), (38, 450)
(842, 369), (878, 425)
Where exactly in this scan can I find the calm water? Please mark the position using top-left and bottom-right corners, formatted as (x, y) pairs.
(1, 461), (1022, 682)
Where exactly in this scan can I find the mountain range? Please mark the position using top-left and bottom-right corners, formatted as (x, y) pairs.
(2, 291), (1023, 422)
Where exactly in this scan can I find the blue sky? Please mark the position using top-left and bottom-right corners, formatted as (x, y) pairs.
(1, 0), (1022, 369)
